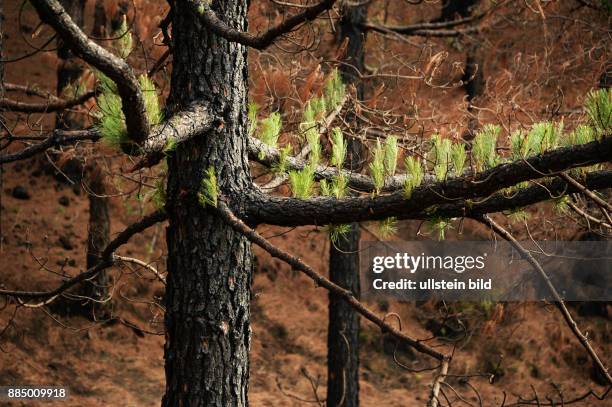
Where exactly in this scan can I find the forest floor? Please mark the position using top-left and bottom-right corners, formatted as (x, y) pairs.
(1, 1), (610, 406)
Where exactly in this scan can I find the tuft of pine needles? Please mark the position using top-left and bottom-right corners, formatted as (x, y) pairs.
(472, 124), (500, 171)
(384, 136), (399, 176)
(403, 156), (424, 199)
(198, 166), (218, 207)
(324, 69), (346, 111)
(369, 139), (385, 194)
(330, 127), (346, 169)
(584, 88), (611, 135)
(114, 16), (133, 59)
(289, 166), (315, 199)
(377, 217), (398, 239)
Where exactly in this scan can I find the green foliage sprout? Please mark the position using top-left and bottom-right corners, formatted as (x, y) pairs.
(257, 112), (282, 160)
(198, 167), (218, 208)
(96, 72), (162, 150)
(384, 136), (399, 176)
(369, 139), (385, 194)
(328, 224), (352, 244)
(378, 217), (398, 239)
(113, 16), (133, 59)
(403, 156), (424, 199)
(450, 142), (466, 175)
(324, 69), (346, 111)
(289, 166), (315, 199)
(248, 101), (259, 137)
(472, 124), (500, 171)
(330, 127), (347, 169)
(426, 217), (453, 241)
(584, 88), (611, 135)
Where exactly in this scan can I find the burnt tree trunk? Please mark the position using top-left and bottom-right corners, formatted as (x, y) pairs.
(92, 0), (107, 37)
(82, 165), (111, 317)
(327, 3), (368, 406)
(56, 0), (85, 129)
(162, 1), (252, 405)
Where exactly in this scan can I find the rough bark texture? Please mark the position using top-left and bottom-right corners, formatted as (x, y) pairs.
(162, 1), (252, 406)
(326, 4), (368, 406)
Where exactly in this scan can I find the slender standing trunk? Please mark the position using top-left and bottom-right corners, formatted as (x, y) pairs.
(52, 0), (111, 318)
(327, 4), (368, 406)
(162, 1), (252, 405)
(82, 165), (111, 317)
(92, 0), (107, 38)
(56, 0), (85, 129)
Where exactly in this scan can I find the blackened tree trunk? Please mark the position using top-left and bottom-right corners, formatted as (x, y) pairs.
(82, 165), (111, 317)
(327, 3), (368, 406)
(56, 0), (85, 129)
(162, 1), (252, 405)
(52, 0), (111, 319)
(92, 0), (107, 37)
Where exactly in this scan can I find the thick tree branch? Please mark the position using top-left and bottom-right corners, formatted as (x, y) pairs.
(0, 90), (96, 113)
(1, 103), (214, 167)
(246, 138), (612, 226)
(0, 210), (167, 300)
(215, 200), (446, 361)
(130, 102), (215, 170)
(192, 0), (337, 50)
(30, 0), (150, 143)
(474, 214), (612, 385)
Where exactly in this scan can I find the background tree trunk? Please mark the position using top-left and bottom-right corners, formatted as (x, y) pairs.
(51, 0), (111, 319)
(162, 1), (252, 405)
(56, 0), (85, 130)
(327, 3), (368, 406)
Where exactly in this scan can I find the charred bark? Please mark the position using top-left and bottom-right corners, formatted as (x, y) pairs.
(56, 0), (85, 130)
(326, 3), (368, 407)
(162, 1), (252, 406)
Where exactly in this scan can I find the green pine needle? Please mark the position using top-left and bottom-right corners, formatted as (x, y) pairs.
(472, 124), (500, 171)
(403, 156), (424, 199)
(328, 224), (352, 244)
(426, 217), (453, 241)
(114, 16), (133, 59)
(584, 88), (611, 135)
(248, 101), (259, 137)
(384, 136), (399, 176)
(450, 142), (466, 176)
(369, 139), (386, 194)
(330, 127), (347, 169)
(378, 217), (398, 239)
(324, 69), (346, 111)
(198, 166), (218, 207)
(289, 166), (315, 199)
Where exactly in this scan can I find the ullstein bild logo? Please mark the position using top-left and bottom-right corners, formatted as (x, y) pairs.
(360, 241), (611, 302)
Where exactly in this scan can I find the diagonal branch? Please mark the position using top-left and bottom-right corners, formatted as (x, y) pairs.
(0, 210), (167, 300)
(192, 0), (337, 50)
(215, 199), (447, 361)
(474, 214), (611, 385)
(30, 0), (150, 144)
